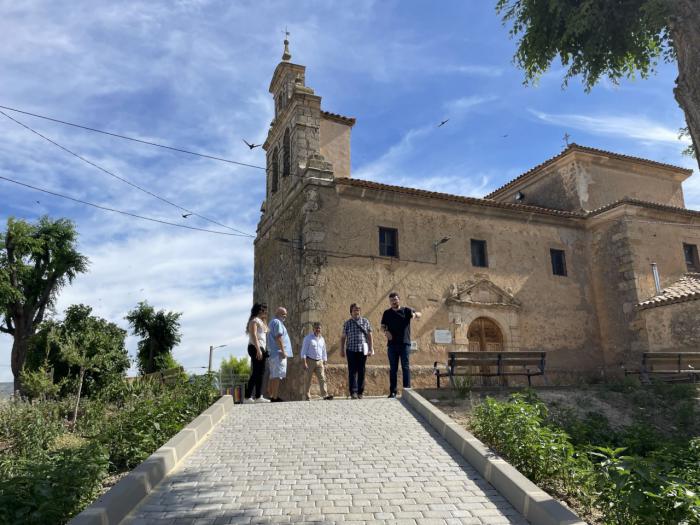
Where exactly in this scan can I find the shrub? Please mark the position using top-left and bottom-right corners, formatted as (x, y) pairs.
(0, 440), (108, 525)
(471, 393), (592, 498)
(100, 374), (217, 471)
(0, 400), (64, 459)
(590, 446), (700, 525)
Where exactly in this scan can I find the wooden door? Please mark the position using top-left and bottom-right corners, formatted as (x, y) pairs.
(467, 318), (503, 383)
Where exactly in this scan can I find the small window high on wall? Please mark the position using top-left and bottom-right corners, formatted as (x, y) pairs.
(684, 243), (700, 272)
(550, 249), (568, 276)
(271, 148), (279, 193)
(470, 239), (488, 268)
(379, 227), (398, 257)
(283, 129), (290, 177)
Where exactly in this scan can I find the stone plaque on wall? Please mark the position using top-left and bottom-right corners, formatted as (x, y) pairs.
(433, 329), (452, 344)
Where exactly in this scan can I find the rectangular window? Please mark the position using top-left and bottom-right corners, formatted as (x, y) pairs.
(379, 227), (398, 257)
(470, 239), (488, 267)
(550, 249), (568, 276)
(684, 243), (700, 272)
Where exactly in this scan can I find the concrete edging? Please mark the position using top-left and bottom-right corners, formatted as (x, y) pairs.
(402, 390), (586, 525)
(69, 395), (234, 525)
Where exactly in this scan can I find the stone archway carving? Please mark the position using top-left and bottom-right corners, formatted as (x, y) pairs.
(446, 278), (521, 351)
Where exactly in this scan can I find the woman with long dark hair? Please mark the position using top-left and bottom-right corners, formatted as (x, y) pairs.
(245, 303), (269, 403)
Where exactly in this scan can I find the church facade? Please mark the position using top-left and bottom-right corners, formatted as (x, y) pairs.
(254, 43), (700, 398)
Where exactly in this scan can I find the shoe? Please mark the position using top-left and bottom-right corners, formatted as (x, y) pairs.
(388, 393), (397, 398)
(357, 394), (363, 399)
(257, 396), (271, 403)
(403, 387), (412, 390)
(244, 398), (255, 404)
(350, 393), (358, 399)
(323, 395), (334, 400)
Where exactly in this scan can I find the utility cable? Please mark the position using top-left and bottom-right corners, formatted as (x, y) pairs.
(0, 110), (255, 238)
(0, 175), (252, 238)
(0, 104), (266, 170)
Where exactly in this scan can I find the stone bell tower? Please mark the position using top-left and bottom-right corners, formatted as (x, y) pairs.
(262, 35), (334, 206)
(255, 36), (356, 400)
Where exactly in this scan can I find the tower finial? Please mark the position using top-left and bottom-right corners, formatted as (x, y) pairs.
(281, 27), (291, 61)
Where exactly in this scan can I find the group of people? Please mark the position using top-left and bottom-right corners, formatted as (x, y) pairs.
(244, 292), (422, 402)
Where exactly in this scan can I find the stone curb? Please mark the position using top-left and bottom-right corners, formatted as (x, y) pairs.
(69, 395), (235, 525)
(402, 390), (586, 525)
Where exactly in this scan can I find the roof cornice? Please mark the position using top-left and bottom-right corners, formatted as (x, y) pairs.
(486, 144), (693, 199)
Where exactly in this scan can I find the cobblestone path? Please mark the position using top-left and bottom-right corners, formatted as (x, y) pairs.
(124, 398), (528, 525)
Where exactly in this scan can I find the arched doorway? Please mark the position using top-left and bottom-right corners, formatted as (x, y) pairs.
(467, 317), (503, 352)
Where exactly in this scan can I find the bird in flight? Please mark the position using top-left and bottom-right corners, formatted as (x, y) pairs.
(502, 134), (508, 138)
(242, 139), (262, 149)
(437, 119), (449, 128)
(182, 213), (193, 218)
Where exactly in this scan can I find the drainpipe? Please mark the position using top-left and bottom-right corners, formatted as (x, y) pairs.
(651, 263), (662, 294)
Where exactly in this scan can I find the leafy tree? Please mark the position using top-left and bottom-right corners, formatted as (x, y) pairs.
(0, 217), (89, 392)
(125, 301), (182, 375)
(496, 0), (700, 165)
(26, 305), (129, 398)
(220, 355), (251, 379)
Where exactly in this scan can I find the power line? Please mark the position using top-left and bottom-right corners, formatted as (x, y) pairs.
(0, 104), (267, 171)
(0, 175), (253, 238)
(0, 110), (255, 238)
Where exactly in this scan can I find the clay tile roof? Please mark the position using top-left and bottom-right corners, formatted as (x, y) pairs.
(485, 144), (693, 199)
(336, 177), (584, 218)
(637, 273), (700, 310)
(321, 110), (356, 126)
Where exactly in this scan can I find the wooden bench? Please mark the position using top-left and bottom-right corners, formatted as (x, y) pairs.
(640, 352), (700, 382)
(434, 351), (547, 388)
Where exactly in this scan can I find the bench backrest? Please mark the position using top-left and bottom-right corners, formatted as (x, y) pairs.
(448, 351), (546, 370)
(643, 352), (700, 372)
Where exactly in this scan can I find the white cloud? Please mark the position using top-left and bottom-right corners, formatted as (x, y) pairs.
(529, 109), (691, 145)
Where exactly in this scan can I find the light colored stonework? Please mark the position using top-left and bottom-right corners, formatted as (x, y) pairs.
(254, 44), (700, 399)
(124, 398), (529, 525)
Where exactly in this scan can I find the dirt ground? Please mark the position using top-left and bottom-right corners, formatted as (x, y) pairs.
(420, 383), (700, 439)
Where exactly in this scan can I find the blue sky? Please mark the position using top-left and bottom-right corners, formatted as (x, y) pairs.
(1, 1), (696, 382)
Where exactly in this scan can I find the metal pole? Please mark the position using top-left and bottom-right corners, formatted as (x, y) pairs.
(208, 345), (214, 373)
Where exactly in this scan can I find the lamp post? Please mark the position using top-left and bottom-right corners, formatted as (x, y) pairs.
(208, 344), (228, 373)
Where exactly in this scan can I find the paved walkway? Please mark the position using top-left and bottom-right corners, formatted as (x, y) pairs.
(124, 398), (528, 525)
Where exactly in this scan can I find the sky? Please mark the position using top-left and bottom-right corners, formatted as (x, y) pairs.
(1, 0), (697, 382)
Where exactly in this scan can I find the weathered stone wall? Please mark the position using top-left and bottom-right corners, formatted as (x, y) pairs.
(587, 205), (700, 367)
(298, 182), (604, 377)
(320, 117), (351, 178)
(496, 153), (687, 212)
(642, 301), (700, 352)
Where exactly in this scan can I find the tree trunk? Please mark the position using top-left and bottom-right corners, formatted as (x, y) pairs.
(72, 367), (85, 429)
(10, 331), (29, 394)
(148, 338), (156, 374)
(669, 0), (700, 170)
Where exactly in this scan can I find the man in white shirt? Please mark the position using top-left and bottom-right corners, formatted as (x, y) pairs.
(301, 322), (333, 401)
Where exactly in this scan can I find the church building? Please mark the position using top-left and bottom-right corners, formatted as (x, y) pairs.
(254, 40), (700, 398)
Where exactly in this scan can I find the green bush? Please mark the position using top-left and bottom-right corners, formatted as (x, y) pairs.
(0, 401), (64, 459)
(591, 445), (700, 525)
(100, 374), (217, 471)
(0, 440), (108, 525)
(470, 393), (700, 525)
(471, 393), (592, 498)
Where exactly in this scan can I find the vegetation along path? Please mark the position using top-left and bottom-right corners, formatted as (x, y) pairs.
(123, 397), (527, 525)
